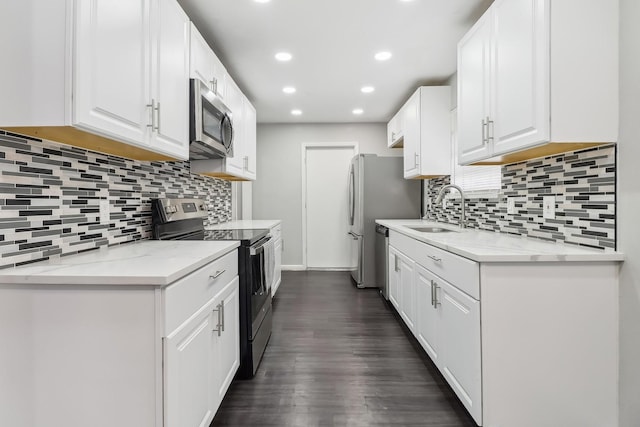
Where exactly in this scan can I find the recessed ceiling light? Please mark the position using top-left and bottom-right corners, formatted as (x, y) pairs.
(374, 51), (392, 61)
(353, 109), (364, 115)
(275, 52), (292, 62)
(282, 86), (296, 94)
(291, 109), (302, 116)
(254, 0), (271, 3)
(361, 86), (375, 93)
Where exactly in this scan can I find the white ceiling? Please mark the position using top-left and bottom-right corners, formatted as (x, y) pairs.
(177, 0), (493, 124)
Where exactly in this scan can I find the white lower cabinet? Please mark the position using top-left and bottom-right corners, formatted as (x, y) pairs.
(415, 264), (440, 366)
(164, 297), (218, 427)
(213, 277), (240, 404)
(0, 249), (240, 427)
(393, 243), (481, 423)
(164, 276), (239, 427)
(438, 278), (481, 420)
(389, 230), (619, 426)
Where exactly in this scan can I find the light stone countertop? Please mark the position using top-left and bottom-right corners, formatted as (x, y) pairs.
(376, 219), (624, 263)
(0, 240), (239, 286)
(206, 219), (281, 231)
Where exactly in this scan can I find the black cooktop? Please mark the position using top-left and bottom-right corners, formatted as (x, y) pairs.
(204, 228), (269, 245)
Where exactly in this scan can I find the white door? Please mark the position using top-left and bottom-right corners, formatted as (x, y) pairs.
(492, 0), (549, 155)
(457, 9), (493, 165)
(388, 246), (401, 310)
(304, 143), (357, 269)
(164, 297), (217, 427)
(402, 91), (421, 178)
(397, 250), (416, 334)
(73, 0), (150, 146)
(416, 263), (441, 366)
(213, 277), (239, 409)
(150, 0), (190, 159)
(439, 278), (482, 424)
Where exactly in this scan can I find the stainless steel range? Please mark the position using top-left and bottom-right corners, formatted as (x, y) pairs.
(151, 198), (274, 379)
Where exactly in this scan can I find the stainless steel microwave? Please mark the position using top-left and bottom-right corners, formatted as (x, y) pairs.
(189, 78), (234, 159)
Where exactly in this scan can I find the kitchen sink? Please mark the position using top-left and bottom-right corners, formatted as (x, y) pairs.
(406, 226), (457, 233)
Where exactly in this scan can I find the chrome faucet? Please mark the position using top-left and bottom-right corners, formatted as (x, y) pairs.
(434, 184), (467, 229)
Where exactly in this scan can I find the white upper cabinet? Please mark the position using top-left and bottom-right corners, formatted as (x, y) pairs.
(1, 0), (190, 161)
(401, 86), (451, 179)
(191, 77), (257, 181)
(457, 11), (493, 164)
(73, 0), (151, 149)
(458, 0), (618, 166)
(76, 0), (191, 160)
(150, 0), (190, 158)
(387, 109), (404, 148)
(189, 23), (227, 99)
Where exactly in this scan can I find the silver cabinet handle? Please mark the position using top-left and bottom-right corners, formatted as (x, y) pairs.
(427, 255), (442, 262)
(210, 77), (218, 94)
(220, 299), (225, 332)
(394, 254), (399, 272)
(481, 118), (487, 144)
(244, 156), (249, 170)
(209, 269), (226, 280)
(391, 131), (396, 141)
(487, 117), (494, 142)
(433, 283), (441, 307)
(430, 279), (435, 307)
(212, 303), (222, 336)
(147, 99), (156, 129)
(155, 101), (160, 132)
(414, 152), (419, 168)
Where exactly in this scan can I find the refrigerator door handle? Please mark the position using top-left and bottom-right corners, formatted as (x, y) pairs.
(348, 231), (359, 240)
(348, 165), (355, 226)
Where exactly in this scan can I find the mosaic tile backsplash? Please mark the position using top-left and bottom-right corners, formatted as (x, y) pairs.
(0, 132), (232, 268)
(424, 145), (616, 251)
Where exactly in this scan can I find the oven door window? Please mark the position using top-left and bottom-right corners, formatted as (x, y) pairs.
(201, 98), (224, 143)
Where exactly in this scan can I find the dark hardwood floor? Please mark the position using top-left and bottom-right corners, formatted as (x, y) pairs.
(212, 271), (477, 427)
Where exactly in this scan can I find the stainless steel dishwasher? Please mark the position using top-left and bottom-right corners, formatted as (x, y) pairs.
(375, 224), (389, 300)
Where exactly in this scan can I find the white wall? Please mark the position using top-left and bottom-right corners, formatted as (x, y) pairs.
(618, 0), (640, 425)
(252, 123), (400, 267)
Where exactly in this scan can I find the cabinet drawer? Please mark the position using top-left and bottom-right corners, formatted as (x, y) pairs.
(164, 250), (238, 334)
(390, 231), (479, 300)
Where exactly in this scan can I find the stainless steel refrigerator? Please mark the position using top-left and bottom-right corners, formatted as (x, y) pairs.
(348, 154), (421, 289)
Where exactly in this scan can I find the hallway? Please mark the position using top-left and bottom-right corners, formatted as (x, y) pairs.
(212, 271), (476, 426)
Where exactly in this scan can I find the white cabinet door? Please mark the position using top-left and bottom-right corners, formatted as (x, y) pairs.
(273, 238), (282, 297)
(387, 110), (404, 148)
(213, 277), (240, 409)
(150, 0), (189, 159)
(438, 278), (482, 424)
(224, 78), (246, 176)
(74, 0), (151, 146)
(402, 91), (421, 178)
(415, 264), (441, 366)
(492, 0), (549, 155)
(189, 23), (215, 89)
(457, 9), (493, 165)
(190, 23), (227, 99)
(164, 296), (217, 427)
(397, 250), (416, 333)
(243, 99), (257, 180)
(388, 246), (401, 310)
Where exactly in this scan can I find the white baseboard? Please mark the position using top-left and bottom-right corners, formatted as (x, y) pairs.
(282, 266), (355, 272)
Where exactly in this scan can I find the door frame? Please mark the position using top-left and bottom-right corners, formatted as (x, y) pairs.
(301, 142), (359, 269)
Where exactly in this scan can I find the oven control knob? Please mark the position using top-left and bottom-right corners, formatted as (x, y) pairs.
(199, 204), (206, 210)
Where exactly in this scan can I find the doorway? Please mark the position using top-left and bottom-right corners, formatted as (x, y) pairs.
(302, 143), (358, 269)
